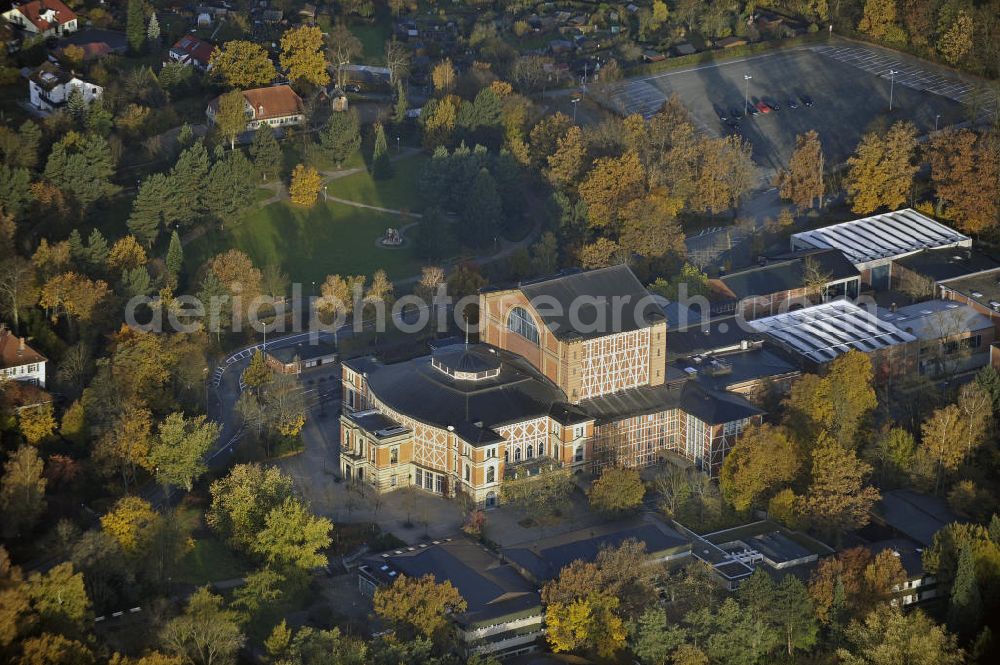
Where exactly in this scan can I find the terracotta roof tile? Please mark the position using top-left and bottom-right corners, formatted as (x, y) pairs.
(12, 0), (76, 32)
(241, 85), (303, 120)
(0, 330), (46, 370)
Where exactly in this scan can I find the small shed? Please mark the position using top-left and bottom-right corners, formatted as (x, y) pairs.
(329, 86), (348, 112)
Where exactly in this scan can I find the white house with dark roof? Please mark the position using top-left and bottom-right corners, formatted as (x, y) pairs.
(28, 63), (101, 112)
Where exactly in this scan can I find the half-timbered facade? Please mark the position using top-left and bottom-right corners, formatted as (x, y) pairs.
(340, 267), (762, 506)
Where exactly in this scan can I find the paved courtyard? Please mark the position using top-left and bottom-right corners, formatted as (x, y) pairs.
(601, 42), (971, 172)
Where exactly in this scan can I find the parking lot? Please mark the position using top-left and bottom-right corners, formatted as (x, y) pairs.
(601, 43), (971, 172)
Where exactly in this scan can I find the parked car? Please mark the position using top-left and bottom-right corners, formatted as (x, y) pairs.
(766, 99), (780, 111)
(714, 104), (728, 121)
(755, 100), (772, 114)
(344, 83), (362, 93)
(787, 98), (799, 109)
(748, 104), (760, 116)
(800, 94), (814, 107)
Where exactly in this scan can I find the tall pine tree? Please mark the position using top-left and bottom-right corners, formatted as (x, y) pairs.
(250, 127), (282, 181)
(67, 230), (86, 266)
(205, 150), (255, 225)
(393, 80), (408, 124)
(126, 0), (145, 54)
(319, 109), (360, 167)
(66, 87), (87, 123)
(371, 122), (392, 180)
(147, 12), (160, 43)
(461, 168), (501, 249)
(948, 545), (982, 640)
(128, 173), (173, 247)
(166, 230), (184, 281)
(171, 142), (211, 223)
(86, 228), (109, 267)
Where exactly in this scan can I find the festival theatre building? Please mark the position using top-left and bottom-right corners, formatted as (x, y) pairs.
(339, 266), (763, 507)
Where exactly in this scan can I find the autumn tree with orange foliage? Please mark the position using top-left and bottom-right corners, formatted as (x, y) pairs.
(928, 128), (1000, 235)
(777, 130), (824, 210)
(808, 546), (905, 626)
(845, 121), (918, 214)
(373, 574), (466, 642)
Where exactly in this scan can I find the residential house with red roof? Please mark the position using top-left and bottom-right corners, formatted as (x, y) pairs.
(167, 34), (215, 71)
(206, 84), (305, 131)
(2, 0), (77, 37)
(0, 328), (46, 388)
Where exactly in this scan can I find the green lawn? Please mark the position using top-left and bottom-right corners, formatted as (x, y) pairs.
(350, 18), (393, 61)
(178, 536), (249, 586)
(186, 199), (424, 283)
(328, 154), (427, 212)
(279, 142), (366, 175)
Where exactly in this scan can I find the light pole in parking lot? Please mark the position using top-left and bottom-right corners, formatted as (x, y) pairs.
(743, 74), (752, 116)
(935, 114), (941, 131)
(888, 69), (898, 111)
(570, 97), (581, 124)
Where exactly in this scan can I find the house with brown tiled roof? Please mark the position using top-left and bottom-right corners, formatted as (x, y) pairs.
(2, 0), (77, 37)
(167, 34), (215, 71)
(206, 84), (305, 131)
(0, 328), (46, 388)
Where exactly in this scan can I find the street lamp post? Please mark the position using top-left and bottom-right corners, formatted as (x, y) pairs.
(744, 74), (752, 116)
(570, 97), (581, 124)
(935, 114), (941, 131)
(888, 69), (898, 111)
(323, 185), (328, 202)
(396, 136), (401, 153)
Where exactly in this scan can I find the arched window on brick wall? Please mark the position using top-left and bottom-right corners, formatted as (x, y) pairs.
(508, 306), (540, 344)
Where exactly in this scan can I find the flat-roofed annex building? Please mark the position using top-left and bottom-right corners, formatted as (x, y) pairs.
(790, 208), (971, 290)
(340, 267), (763, 506)
(748, 299), (917, 369)
(358, 538), (544, 659)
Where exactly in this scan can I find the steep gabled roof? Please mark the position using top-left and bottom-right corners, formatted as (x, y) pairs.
(0, 330), (47, 370)
(241, 85), (303, 120)
(9, 0), (76, 31)
(170, 34), (215, 66)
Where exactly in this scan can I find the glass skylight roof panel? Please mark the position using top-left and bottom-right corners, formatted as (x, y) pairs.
(835, 225), (908, 259)
(807, 316), (867, 344)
